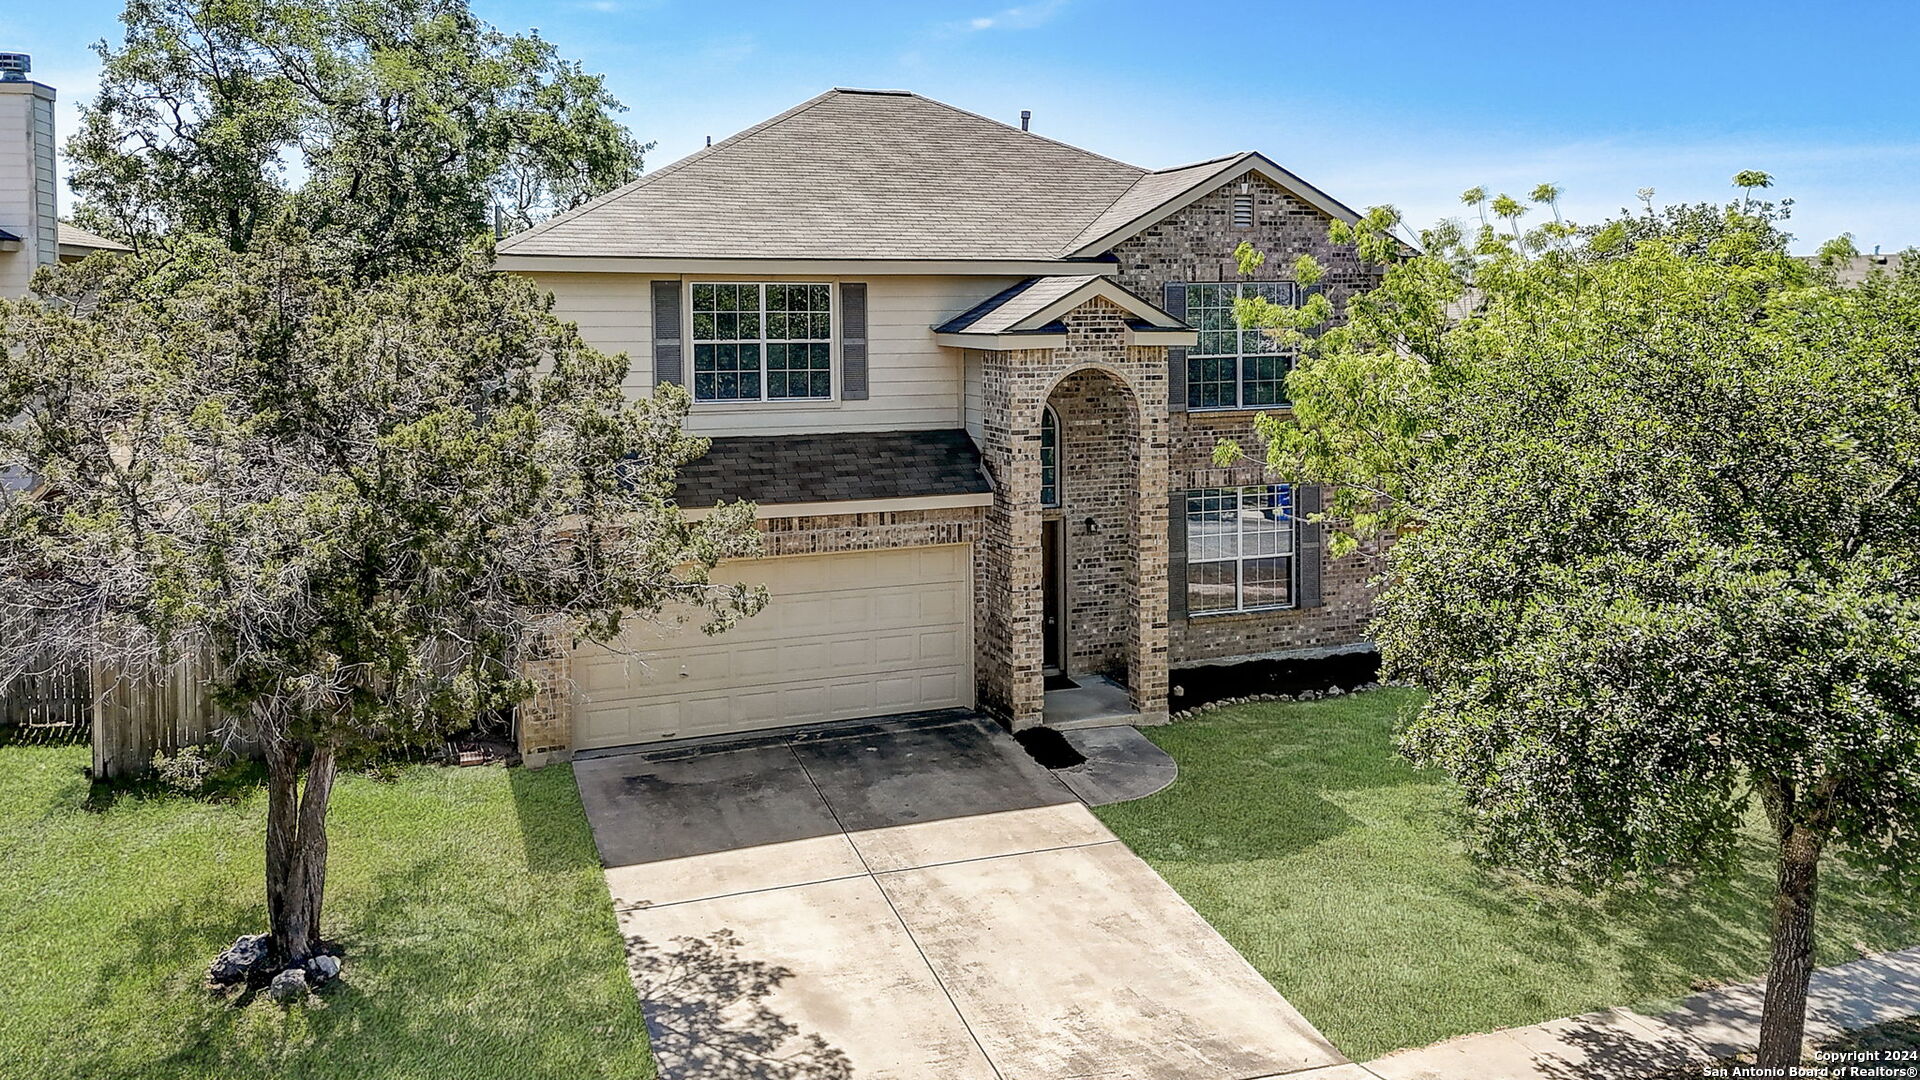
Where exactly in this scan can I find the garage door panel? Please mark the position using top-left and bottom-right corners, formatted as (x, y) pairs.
(919, 671), (963, 703)
(571, 545), (973, 751)
(920, 629), (964, 662)
(828, 680), (876, 714)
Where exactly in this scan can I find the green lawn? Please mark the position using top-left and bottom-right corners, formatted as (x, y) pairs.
(1094, 689), (1920, 1061)
(0, 738), (652, 1080)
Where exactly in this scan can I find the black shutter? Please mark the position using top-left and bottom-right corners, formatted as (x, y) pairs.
(1168, 488), (1189, 621)
(840, 282), (868, 400)
(652, 280), (683, 387)
(1296, 483), (1324, 608)
(1164, 281), (1188, 413)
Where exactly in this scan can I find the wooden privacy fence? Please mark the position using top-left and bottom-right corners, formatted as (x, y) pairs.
(89, 653), (230, 780)
(0, 659), (92, 734)
(0, 653), (229, 779)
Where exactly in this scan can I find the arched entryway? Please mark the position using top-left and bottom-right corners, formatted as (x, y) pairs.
(968, 293), (1173, 730)
(1041, 367), (1141, 683)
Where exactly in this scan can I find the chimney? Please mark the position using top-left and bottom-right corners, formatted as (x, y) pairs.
(1020, 109), (1031, 132)
(0, 52), (57, 298)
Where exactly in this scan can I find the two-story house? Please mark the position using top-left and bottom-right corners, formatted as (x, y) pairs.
(500, 88), (1384, 763)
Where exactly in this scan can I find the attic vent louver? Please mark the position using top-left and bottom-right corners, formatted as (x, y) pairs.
(0, 53), (29, 81)
(1232, 193), (1254, 228)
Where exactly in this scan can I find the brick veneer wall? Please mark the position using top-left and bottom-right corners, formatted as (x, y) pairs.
(1050, 370), (1132, 675)
(973, 297), (1170, 726)
(514, 505), (985, 764)
(1109, 169), (1387, 665)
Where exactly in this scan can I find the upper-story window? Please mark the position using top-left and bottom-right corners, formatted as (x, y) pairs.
(1040, 406), (1060, 507)
(1188, 281), (1296, 411)
(690, 282), (833, 402)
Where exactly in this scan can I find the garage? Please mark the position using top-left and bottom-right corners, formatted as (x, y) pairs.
(570, 544), (974, 751)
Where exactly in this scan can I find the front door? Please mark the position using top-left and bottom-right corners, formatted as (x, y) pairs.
(1042, 518), (1064, 674)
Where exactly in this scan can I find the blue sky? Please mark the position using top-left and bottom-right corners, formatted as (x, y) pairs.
(4, 0), (1917, 253)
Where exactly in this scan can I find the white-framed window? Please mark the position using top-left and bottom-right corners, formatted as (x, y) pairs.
(1188, 281), (1295, 411)
(1040, 405), (1061, 508)
(690, 282), (833, 402)
(1186, 485), (1296, 614)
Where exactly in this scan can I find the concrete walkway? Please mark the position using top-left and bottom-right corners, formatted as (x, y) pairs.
(575, 711), (1346, 1080)
(1362, 946), (1920, 1079)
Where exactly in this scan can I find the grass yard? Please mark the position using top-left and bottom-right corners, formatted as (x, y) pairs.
(1094, 689), (1920, 1061)
(0, 738), (652, 1080)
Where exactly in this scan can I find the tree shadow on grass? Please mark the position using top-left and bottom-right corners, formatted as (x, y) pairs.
(627, 929), (853, 1080)
(507, 758), (597, 874)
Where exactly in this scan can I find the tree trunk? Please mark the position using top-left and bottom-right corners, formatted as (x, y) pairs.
(1754, 821), (1824, 1066)
(263, 735), (339, 966)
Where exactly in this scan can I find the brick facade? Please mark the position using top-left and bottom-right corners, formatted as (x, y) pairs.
(1111, 169), (1386, 666)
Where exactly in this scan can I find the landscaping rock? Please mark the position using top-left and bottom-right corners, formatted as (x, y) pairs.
(305, 954), (342, 986)
(268, 967), (309, 1003)
(207, 933), (270, 986)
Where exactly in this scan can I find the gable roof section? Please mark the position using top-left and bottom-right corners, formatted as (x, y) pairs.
(1064, 151), (1364, 257)
(499, 89), (1147, 261)
(933, 275), (1196, 349)
(936, 275), (1186, 335)
(496, 90), (1365, 265)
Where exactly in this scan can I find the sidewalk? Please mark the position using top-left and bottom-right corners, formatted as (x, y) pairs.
(1351, 945), (1920, 1080)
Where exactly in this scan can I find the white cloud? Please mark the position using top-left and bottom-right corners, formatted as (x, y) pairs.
(951, 0), (1068, 34)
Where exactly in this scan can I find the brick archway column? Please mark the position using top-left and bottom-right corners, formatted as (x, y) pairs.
(1126, 343), (1171, 719)
(977, 347), (1049, 728)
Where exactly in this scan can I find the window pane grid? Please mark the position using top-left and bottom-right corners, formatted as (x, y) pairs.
(1186, 281), (1297, 411)
(691, 282), (832, 402)
(1185, 485), (1296, 614)
(1040, 407), (1060, 507)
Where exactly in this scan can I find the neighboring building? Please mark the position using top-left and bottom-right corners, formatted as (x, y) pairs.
(0, 57), (129, 500)
(56, 222), (132, 263)
(0, 54), (131, 301)
(0, 53), (57, 299)
(1829, 251), (1905, 286)
(499, 88), (1386, 763)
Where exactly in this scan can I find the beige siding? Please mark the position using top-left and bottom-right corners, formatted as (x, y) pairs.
(962, 348), (986, 441)
(524, 271), (1014, 436)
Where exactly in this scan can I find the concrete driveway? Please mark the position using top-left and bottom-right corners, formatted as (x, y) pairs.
(574, 711), (1348, 1080)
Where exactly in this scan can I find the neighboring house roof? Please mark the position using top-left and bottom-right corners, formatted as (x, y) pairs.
(934, 275), (1191, 341)
(56, 223), (132, 255)
(1829, 252), (1905, 286)
(497, 89), (1359, 264)
(674, 429), (990, 507)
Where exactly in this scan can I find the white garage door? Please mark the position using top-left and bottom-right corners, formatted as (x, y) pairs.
(571, 544), (973, 751)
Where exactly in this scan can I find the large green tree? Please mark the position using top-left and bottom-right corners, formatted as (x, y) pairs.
(1227, 195), (1920, 1064)
(0, 240), (761, 974)
(67, 0), (646, 279)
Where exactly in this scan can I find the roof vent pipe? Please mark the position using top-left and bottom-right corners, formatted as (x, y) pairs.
(0, 53), (29, 82)
(1020, 109), (1031, 132)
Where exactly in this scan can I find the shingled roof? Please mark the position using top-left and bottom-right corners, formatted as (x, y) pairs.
(674, 429), (990, 507)
(935, 275), (1189, 336)
(497, 89), (1359, 263)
